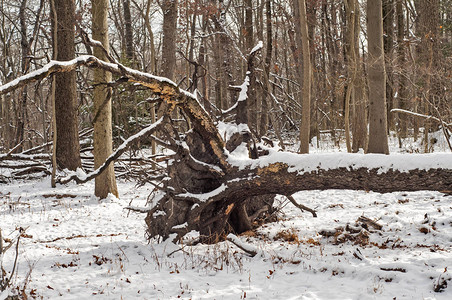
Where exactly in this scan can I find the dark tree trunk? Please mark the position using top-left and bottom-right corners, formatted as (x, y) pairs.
(351, 0), (367, 152)
(259, 0), (272, 136)
(53, 0), (81, 170)
(383, 0), (395, 131)
(415, 0), (441, 151)
(396, 0), (408, 139)
(209, 3), (235, 110)
(161, 0), (178, 80)
(122, 0), (134, 62)
(244, 0), (257, 136)
(15, 0), (30, 152)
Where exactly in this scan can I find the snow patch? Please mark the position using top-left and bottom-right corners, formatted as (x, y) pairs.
(177, 183), (227, 202)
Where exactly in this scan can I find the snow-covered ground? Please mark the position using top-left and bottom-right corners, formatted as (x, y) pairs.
(1, 133), (452, 299)
(1, 178), (451, 299)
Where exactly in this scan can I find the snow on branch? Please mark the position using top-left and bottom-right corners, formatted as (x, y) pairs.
(0, 153), (50, 161)
(391, 108), (452, 127)
(0, 55), (98, 95)
(221, 41), (262, 117)
(250, 40), (263, 55)
(222, 75), (249, 114)
(0, 55), (184, 100)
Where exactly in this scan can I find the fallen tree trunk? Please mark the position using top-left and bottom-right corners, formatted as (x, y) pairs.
(145, 153), (452, 242)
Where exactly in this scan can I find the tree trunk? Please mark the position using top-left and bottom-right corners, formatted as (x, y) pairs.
(210, 2), (235, 110)
(141, 0), (157, 73)
(396, 0), (408, 139)
(92, 0), (118, 198)
(245, 0), (258, 136)
(15, 0), (30, 152)
(352, 0), (367, 152)
(415, 0), (440, 152)
(245, 0), (259, 136)
(122, 0), (134, 62)
(259, 0), (272, 137)
(383, 0), (395, 131)
(344, 0), (356, 153)
(298, 0), (311, 154)
(161, 0), (178, 80)
(366, 0), (389, 154)
(53, 0), (81, 171)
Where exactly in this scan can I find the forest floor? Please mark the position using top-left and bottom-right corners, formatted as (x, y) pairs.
(1, 132), (452, 299)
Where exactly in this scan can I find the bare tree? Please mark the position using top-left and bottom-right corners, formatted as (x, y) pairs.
(415, 0), (441, 152)
(52, 0), (82, 171)
(160, 0), (178, 80)
(351, 0), (367, 152)
(383, 0), (395, 130)
(344, 0), (357, 153)
(92, 0), (118, 198)
(122, 0), (135, 62)
(366, 0), (389, 154)
(298, 0), (311, 154)
(396, 0), (408, 140)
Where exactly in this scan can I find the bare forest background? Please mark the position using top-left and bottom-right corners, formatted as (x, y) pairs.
(1, 0), (452, 214)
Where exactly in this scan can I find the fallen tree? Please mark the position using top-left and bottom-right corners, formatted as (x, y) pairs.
(1, 52), (452, 244)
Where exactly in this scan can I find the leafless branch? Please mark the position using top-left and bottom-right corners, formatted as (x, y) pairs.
(59, 116), (167, 184)
(286, 195), (317, 217)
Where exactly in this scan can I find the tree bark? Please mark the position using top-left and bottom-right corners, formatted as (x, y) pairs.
(415, 0), (441, 152)
(383, 0), (395, 131)
(160, 0), (178, 80)
(53, 0), (81, 171)
(352, 0), (367, 152)
(298, 0), (311, 154)
(15, 0), (30, 152)
(244, 0), (258, 136)
(122, 0), (134, 62)
(366, 0), (389, 154)
(92, 0), (118, 198)
(396, 0), (408, 139)
(259, 0), (272, 137)
(344, 0), (356, 153)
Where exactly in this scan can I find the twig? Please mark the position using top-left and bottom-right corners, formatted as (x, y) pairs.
(227, 234), (257, 257)
(286, 195), (317, 217)
(8, 230), (22, 285)
(13, 166), (50, 177)
(124, 206), (153, 213)
(6, 141), (25, 156)
(166, 237), (201, 257)
(80, 28), (117, 64)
